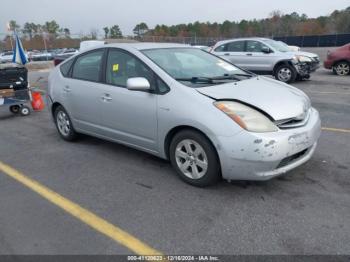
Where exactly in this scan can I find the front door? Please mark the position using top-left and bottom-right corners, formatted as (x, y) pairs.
(98, 48), (158, 152)
(245, 40), (277, 72)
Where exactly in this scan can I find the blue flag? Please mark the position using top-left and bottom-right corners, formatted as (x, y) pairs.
(12, 33), (28, 65)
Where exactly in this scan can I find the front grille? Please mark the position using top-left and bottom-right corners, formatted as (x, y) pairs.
(276, 109), (310, 129)
(313, 57), (320, 63)
(277, 148), (309, 168)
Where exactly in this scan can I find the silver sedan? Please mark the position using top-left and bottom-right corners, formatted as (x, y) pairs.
(48, 43), (321, 187)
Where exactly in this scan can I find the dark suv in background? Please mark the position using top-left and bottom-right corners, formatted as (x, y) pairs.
(324, 43), (350, 76)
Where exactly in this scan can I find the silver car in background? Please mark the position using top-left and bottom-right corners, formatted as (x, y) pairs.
(48, 43), (321, 187)
(211, 38), (320, 83)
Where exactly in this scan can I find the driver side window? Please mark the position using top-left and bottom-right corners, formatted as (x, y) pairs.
(106, 49), (155, 88)
(246, 40), (268, 53)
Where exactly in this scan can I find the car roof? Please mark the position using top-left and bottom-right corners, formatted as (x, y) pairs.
(103, 42), (190, 51)
(215, 37), (272, 46)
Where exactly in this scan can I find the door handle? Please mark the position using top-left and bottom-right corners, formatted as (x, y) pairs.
(63, 85), (71, 92)
(101, 93), (112, 102)
(246, 53), (253, 56)
(224, 53), (230, 56)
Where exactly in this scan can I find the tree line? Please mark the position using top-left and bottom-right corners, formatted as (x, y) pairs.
(4, 6), (350, 41)
(7, 20), (71, 39)
(147, 7), (350, 38)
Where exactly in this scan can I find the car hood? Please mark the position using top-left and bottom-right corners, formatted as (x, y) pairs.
(196, 76), (311, 121)
(286, 51), (319, 59)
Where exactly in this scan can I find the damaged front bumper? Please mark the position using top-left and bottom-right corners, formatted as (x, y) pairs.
(216, 107), (321, 181)
(294, 60), (320, 77)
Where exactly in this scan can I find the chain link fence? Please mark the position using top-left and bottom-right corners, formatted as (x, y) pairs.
(1, 32), (349, 52)
(274, 33), (350, 47)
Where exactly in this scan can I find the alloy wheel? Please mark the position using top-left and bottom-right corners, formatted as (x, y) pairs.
(56, 111), (71, 137)
(278, 67), (292, 82)
(175, 139), (208, 180)
(335, 63), (350, 76)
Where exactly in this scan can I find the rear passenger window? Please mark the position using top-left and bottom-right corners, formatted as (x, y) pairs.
(60, 58), (74, 77)
(226, 41), (245, 52)
(72, 50), (104, 82)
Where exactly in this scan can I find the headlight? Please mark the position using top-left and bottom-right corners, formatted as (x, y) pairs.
(294, 55), (313, 63)
(214, 101), (278, 133)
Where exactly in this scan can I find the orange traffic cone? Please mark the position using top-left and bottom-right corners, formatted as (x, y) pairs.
(31, 91), (45, 111)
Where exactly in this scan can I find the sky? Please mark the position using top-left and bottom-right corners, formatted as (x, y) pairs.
(0, 0), (349, 36)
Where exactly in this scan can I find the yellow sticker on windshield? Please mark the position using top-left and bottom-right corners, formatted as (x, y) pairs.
(112, 64), (119, 72)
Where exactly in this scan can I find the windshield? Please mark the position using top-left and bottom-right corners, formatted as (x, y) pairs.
(142, 48), (251, 87)
(263, 39), (291, 52)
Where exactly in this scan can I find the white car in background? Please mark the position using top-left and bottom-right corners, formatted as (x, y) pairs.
(0, 51), (14, 63)
(278, 41), (301, 52)
(55, 48), (79, 57)
(192, 45), (211, 52)
(28, 50), (53, 61)
(79, 40), (105, 52)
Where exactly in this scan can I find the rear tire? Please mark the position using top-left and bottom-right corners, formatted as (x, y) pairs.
(54, 106), (78, 141)
(274, 64), (297, 83)
(333, 61), (350, 76)
(169, 130), (220, 187)
(9, 105), (20, 114)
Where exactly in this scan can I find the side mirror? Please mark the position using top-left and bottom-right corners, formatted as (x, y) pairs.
(127, 77), (151, 91)
(261, 46), (272, 54)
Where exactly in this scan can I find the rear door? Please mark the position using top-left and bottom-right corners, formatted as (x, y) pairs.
(213, 41), (247, 67)
(63, 49), (107, 133)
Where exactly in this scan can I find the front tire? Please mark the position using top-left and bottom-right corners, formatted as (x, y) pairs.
(274, 64), (297, 83)
(333, 61), (350, 76)
(54, 106), (78, 141)
(20, 106), (31, 116)
(169, 130), (220, 187)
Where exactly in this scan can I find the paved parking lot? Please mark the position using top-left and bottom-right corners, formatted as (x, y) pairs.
(0, 68), (349, 255)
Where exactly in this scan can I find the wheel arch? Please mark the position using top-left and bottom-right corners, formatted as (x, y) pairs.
(333, 59), (350, 67)
(273, 59), (294, 75)
(163, 125), (219, 162)
(51, 102), (63, 118)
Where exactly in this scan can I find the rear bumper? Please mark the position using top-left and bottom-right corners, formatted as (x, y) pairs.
(216, 107), (321, 181)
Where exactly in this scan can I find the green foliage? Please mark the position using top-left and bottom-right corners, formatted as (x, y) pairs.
(109, 25), (123, 38)
(147, 6), (350, 37)
(133, 22), (149, 37)
(43, 20), (60, 35)
(9, 20), (20, 31)
(9, 20), (71, 39)
(103, 27), (110, 39)
(102, 25), (122, 39)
